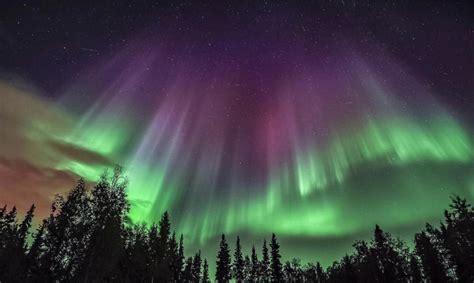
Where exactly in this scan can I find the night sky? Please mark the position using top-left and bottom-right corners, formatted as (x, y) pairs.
(1, 0), (474, 269)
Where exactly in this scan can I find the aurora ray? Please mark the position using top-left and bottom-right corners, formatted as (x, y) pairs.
(1, 1), (473, 269)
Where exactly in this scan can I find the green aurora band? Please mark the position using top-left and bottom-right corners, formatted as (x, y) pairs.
(1, 48), (473, 268)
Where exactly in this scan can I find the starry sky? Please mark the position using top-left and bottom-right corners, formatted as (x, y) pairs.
(1, 0), (474, 267)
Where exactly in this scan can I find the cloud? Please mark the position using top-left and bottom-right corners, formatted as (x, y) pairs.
(0, 158), (78, 218)
(47, 140), (113, 166)
(0, 80), (111, 218)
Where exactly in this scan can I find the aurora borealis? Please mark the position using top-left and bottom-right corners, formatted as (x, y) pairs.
(1, 1), (473, 267)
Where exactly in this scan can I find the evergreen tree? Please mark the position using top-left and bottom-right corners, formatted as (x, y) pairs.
(409, 254), (422, 283)
(261, 239), (271, 281)
(243, 255), (252, 281)
(178, 234), (185, 280)
(26, 222), (45, 280)
(250, 245), (259, 281)
(192, 250), (202, 282)
(169, 232), (182, 281)
(153, 211), (172, 281)
(158, 211), (171, 260)
(340, 255), (357, 282)
(216, 234), (232, 282)
(0, 206), (18, 280)
(283, 261), (292, 281)
(415, 230), (449, 282)
(439, 196), (474, 281)
(202, 259), (210, 283)
(148, 223), (160, 280)
(233, 236), (245, 282)
(371, 225), (410, 281)
(290, 258), (303, 281)
(0, 205), (34, 282)
(18, 204), (35, 247)
(183, 256), (194, 282)
(315, 262), (326, 282)
(270, 233), (283, 282)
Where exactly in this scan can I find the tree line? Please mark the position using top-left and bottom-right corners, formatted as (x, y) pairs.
(0, 166), (473, 282)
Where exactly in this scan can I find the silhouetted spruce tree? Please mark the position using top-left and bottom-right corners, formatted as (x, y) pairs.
(192, 250), (202, 282)
(340, 255), (357, 282)
(153, 211), (172, 281)
(124, 225), (150, 282)
(283, 259), (303, 281)
(290, 258), (303, 281)
(169, 232), (182, 281)
(31, 202), (60, 282)
(270, 233), (283, 282)
(351, 240), (374, 282)
(216, 234), (232, 282)
(244, 255), (252, 282)
(158, 211), (171, 260)
(183, 256), (194, 282)
(303, 263), (316, 282)
(202, 259), (210, 283)
(409, 254), (422, 283)
(372, 224), (410, 281)
(18, 204), (35, 247)
(148, 223), (160, 279)
(327, 255), (357, 282)
(250, 245), (259, 281)
(283, 261), (294, 281)
(261, 239), (271, 281)
(415, 230), (449, 282)
(233, 236), (245, 282)
(315, 262), (326, 282)
(303, 261), (326, 282)
(0, 205), (35, 282)
(16, 205), (35, 279)
(178, 234), (185, 280)
(439, 196), (474, 281)
(243, 255), (252, 281)
(0, 206), (18, 281)
(26, 222), (45, 279)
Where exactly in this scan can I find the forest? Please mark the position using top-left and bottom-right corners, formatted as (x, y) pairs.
(0, 166), (473, 282)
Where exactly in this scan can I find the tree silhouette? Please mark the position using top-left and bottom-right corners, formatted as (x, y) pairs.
(233, 236), (245, 282)
(78, 168), (128, 282)
(192, 250), (202, 282)
(439, 196), (474, 281)
(0, 167), (473, 282)
(168, 232), (182, 281)
(250, 245), (259, 281)
(34, 177), (93, 282)
(243, 255), (251, 281)
(216, 234), (232, 282)
(371, 224), (410, 281)
(0, 205), (35, 282)
(409, 254), (422, 283)
(261, 239), (271, 281)
(202, 259), (210, 283)
(178, 234), (185, 280)
(270, 233), (283, 282)
(315, 262), (326, 282)
(415, 230), (449, 282)
(183, 256), (194, 282)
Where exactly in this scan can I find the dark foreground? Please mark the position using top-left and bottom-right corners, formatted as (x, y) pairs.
(1, 166), (473, 282)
